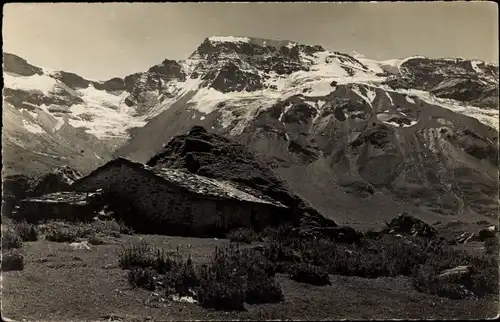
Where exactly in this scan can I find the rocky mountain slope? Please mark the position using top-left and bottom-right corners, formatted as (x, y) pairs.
(146, 125), (336, 229)
(3, 36), (499, 224)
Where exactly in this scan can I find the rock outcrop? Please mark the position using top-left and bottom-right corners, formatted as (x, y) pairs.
(2, 166), (82, 217)
(146, 126), (336, 229)
(383, 212), (437, 238)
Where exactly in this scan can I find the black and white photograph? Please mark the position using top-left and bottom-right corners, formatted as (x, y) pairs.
(1, 2), (499, 321)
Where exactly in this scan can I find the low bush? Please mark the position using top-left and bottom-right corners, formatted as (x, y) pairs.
(117, 220), (135, 235)
(412, 252), (498, 299)
(260, 224), (298, 242)
(412, 265), (472, 299)
(128, 267), (159, 291)
(263, 232), (473, 279)
(260, 227), (498, 299)
(197, 275), (246, 311)
(91, 219), (134, 237)
(41, 220), (133, 243)
(196, 244), (283, 310)
(436, 283), (471, 300)
(2, 249), (24, 271)
(289, 263), (331, 286)
(87, 233), (106, 245)
(484, 237), (499, 255)
(42, 221), (91, 243)
(118, 242), (174, 274)
(91, 220), (122, 238)
(245, 269), (284, 304)
(164, 256), (200, 297)
(469, 255), (499, 297)
(2, 229), (22, 249)
(14, 221), (38, 242)
(226, 228), (259, 244)
(45, 227), (80, 243)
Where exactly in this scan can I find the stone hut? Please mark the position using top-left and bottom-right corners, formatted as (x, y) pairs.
(13, 190), (105, 223)
(69, 158), (289, 236)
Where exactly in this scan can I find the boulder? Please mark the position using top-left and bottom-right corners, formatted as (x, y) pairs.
(3, 166), (82, 201)
(1, 250), (24, 271)
(436, 265), (472, 283)
(478, 226), (498, 241)
(383, 212), (437, 238)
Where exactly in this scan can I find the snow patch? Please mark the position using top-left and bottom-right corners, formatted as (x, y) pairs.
(22, 119), (46, 134)
(26, 110), (38, 120)
(385, 87), (499, 130)
(33, 151), (59, 159)
(383, 120), (418, 128)
(406, 95), (416, 104)
(188, 88), (228, 114)
(351, 85), (374, 106)
(379, 59), (402, 68)
(354, 56), (385, 74)
(278, 102), (293, 122)
(65, 84), (148, 138)
(4, 73), (58, 95)
(208, 36), (250, 43)
(171, 294), (198, 304)
(385, 92), (394, 106)
(471, 60), (482, 74)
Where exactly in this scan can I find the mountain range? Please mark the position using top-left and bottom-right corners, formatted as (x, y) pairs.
(2, 35), (499, 225)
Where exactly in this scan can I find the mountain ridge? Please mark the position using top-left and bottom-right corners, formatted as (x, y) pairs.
(3, 36), (499, 225)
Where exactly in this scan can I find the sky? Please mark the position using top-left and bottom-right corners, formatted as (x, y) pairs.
(3, 2), (498, 80)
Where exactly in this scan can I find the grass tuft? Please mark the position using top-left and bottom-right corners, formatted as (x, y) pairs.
(2, 249), (24, 271)
(2, 229), (23, 250)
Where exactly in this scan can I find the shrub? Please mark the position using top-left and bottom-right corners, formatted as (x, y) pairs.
(14, 221), (38, 242)
(128, 267), (159, 291)
(413, 253), (498, 299)
(263, 224), (298, 241)
(436, 283), (471, 300)
(226, 228), (259, 244)
(412, 266), (473, 300)
(262, 230), (480, 281)
(469, 255), (499, 296)
(118, 242), (174, 274)
(42, 221), (91, 243)
(289, 263), (331, 286)
(2, 229), (22, 249)
(45, 227), (79, 243)
(470, 266), (499, 297)
(91, 220), (122, 237)
(263, 240), (302, 270)
(197, 276), (246, 311)
(196, 244), (283, 310)
(91, 219), (133, 236)
(87, 233), (106, 245)
(41, 220), (131, 243)
(245, 270), (284, 304)
(197, 259), (246, 311)
(2, 249), (24, 271)
(164, 256), (200, 297)
(484, 237), (499, 255)
(117, 220), (134, 235)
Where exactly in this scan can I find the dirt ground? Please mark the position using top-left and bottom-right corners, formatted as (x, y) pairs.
(2, 234), (499, 321)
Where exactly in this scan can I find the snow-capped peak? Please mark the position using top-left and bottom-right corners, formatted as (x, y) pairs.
(207, 36), (251, 43)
